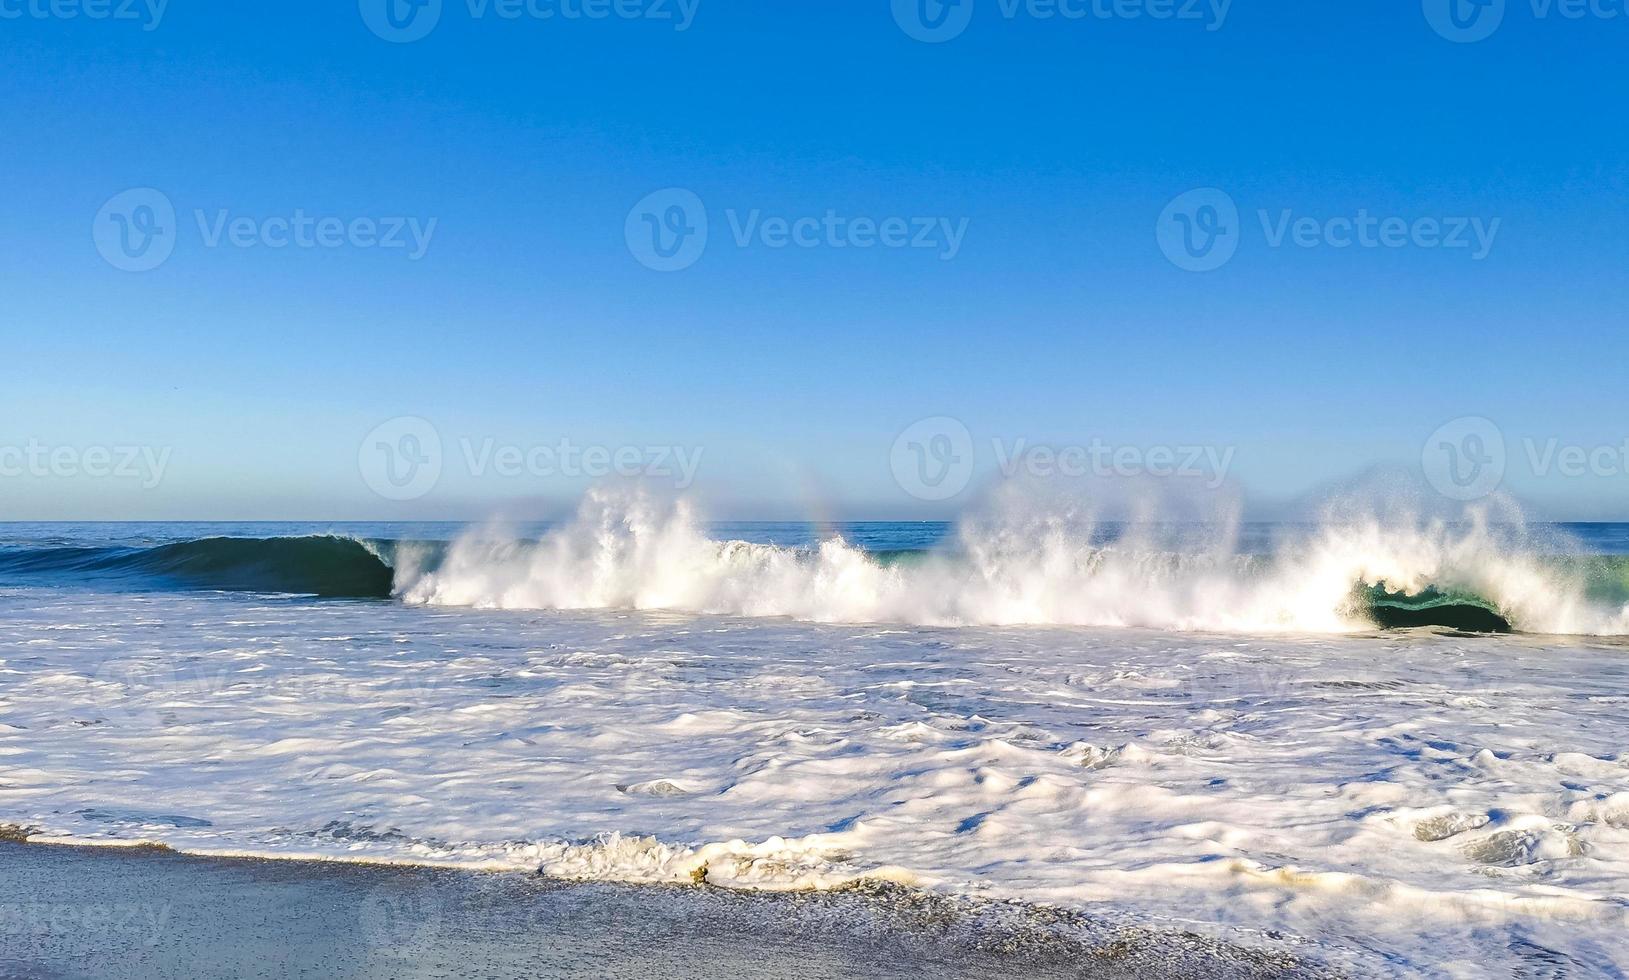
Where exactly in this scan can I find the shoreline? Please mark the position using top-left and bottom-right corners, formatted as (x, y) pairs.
(0, 839), (1334, 979)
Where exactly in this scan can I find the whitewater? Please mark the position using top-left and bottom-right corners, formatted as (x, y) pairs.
(391, 487), (1629, 636)
(4, 491), (1629, 977)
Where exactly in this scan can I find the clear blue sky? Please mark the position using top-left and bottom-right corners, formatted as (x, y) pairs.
(2, 1), (1625, 521)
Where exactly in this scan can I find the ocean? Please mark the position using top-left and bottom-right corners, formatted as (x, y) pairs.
(4, 493), (1629, 976)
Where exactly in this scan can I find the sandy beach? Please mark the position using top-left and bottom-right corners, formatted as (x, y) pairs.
(0, 840), (1326, 979)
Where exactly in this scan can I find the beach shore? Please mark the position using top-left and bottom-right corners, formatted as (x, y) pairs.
(0, 840), (1326, 979)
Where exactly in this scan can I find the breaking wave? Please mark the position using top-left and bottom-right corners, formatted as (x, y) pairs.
(398, 489), (1629, 636)
(5, 491), (1627, 634)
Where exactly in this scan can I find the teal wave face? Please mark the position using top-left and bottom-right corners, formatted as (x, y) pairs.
(0, 536), (398, 599)
(1359, 585), (1512, 633)
(1572, 555), (1629, 608)
(1354, 556), (1629, 633)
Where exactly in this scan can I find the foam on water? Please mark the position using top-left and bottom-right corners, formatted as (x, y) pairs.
(398, 488), (1629, 635)
(6, 495), (1629, 975)
(4, 586), (1629, 976)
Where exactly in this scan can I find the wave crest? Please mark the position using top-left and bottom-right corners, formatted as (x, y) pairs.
(397, 489), (1629, 635)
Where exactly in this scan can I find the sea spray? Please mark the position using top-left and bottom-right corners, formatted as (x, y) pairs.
(395, 487), (1629, 635)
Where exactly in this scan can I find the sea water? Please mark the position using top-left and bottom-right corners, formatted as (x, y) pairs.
(2, 492), (1628, 976)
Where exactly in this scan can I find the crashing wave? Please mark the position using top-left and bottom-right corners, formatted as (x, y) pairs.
(3, 490), (1625, 634)
(397, 488), (1629, 635)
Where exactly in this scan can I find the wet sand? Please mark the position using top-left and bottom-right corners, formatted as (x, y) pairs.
(0, 841), (1330, 979)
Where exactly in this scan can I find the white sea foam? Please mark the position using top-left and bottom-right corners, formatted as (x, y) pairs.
(6, 585), (1629, 976)
(398, 487), (1629, 635)
(7, 495), (1629, 975)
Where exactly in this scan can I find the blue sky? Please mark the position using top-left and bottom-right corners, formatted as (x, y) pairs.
(1, 0), (1625, 520)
